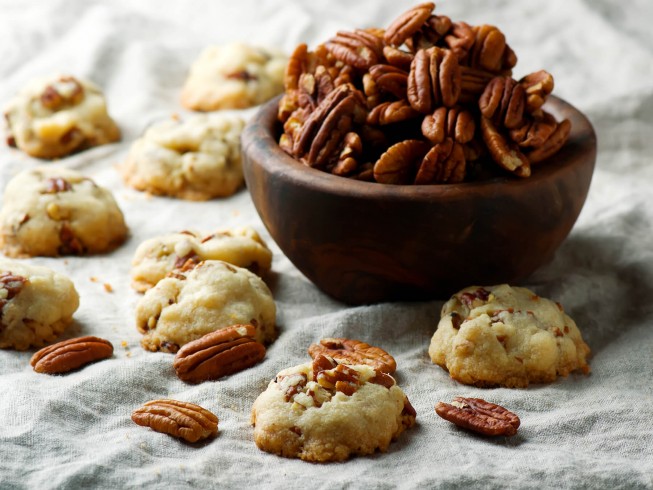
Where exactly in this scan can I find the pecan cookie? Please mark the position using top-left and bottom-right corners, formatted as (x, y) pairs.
(4, 74), (120, 159)
(136, 260), (276, 353)
(0, 259), (79, 350)
(251, 357), (416, 462)
(130, 227), (272, 292)
(0, 166), (128, 257)
(429, 284), (591, 388)
(120, 114), (245, 200)
(180, 43), (287, 111)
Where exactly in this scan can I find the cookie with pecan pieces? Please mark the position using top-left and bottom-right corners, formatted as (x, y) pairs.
(251, 356), (416, 462)
(130, 227), (272, 292)
(0, 166), (127, 258)
(120, 114), (245, 200)
(4, 74), (120, 159)
(181, 43), (287, 111)
(429, 284), (591, 388)
(0, 259), (79, 350)
(136, 260), (276, 353)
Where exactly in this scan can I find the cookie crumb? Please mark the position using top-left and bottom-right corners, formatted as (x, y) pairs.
(103, 282), (113, 293)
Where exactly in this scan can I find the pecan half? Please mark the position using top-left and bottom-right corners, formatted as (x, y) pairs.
(468, 25), (517, 74)
(293, 84), (362, 168)
(367, 100), (420, 126)
(480, 116), (530, 177)
(383, 46), (414, 71)
(331, 132), (363, 176)
(520, 70), (554, 114)
(30, 336), (113, 374)
(373, 139), (431, 184)
(435, 397), (520, 436)
(173, 324), (265, 383)
(325, 29), (384, 70)
(459, 287), (491, 308)
(526, 118), (571, 164)
(406, 14), (453, 52)
(443, 22), (475, 62)
(384, 2), (435, 47)
(369, 64), (409, 99)
(407, 46), (461, 113)
(308, 338), (397, 374)
(131, 399), (218, 443)
(479, 76), (525, 129)
(509, 111), (558, 149)
(421, 106), (475, 145)
(414, 138), (466, 184)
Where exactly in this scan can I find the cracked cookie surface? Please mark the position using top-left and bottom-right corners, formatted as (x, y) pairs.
(0, 166), (128, 257)
(0, 259), (79, 350)
(429, 284), (591, 388)
(136, 260), (276, 352)
(131, 227), (272, 292)
(120, 114), (244, 200)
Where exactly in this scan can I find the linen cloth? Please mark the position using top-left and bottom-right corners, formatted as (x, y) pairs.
(1, 0), (652, 488)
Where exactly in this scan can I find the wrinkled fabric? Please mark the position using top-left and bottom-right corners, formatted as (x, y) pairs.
(1, 0), (652, 488)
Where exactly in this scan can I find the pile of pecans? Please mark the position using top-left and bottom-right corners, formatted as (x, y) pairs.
(277, 2), (571, 184)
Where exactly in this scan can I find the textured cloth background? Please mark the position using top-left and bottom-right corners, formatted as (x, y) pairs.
(1, 0), (652, 488)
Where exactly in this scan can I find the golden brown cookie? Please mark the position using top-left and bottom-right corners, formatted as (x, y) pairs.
(429, 284), (591, 387)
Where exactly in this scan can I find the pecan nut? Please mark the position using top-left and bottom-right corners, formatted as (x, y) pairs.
(0, 272), (27, 314)
(520, 70), (554, 114)
(292, 84), (363, 168)
(435, 397), (520, 436)
(443, 22), (475, 62)
(384, 2), (435, 47)
(407, 46), (461, 113)
(42, 177), (73, 194)
(421, 106), (475, 145)
(526, 118), (571, 164)
(367, 100), (420, 126)
(325, 29), (384, 70)
(479, 76), (525, 129)
(480, 116), (530, 177)
(131, 399), (218, 443)
(40, 76), (85, 110)
(308, 338), (397, 374)
(373, 139), (431, 184)
(383, 46), (414, 71)
(30, 336), (113, 374)
(468, 25), (517, 74)
(406, 14), (453, 52)
(414, 138), (466, 184)
(368, 64), (409, 100)
(509, 111), (558, 149)
(331, 132), (363, 176)
(173, 324), (265, 383)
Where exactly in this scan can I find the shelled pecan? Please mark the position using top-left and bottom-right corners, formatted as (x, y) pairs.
(277, 3), (571, 183)
(308, 338), (397, 374)
(435, 397), (520, 436)
(173, 324), (265, 383)
(30, 336), (113, 374)
(131, 399), (218, 443)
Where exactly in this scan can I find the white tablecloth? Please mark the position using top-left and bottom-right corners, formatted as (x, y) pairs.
(1, 0), (652, 488)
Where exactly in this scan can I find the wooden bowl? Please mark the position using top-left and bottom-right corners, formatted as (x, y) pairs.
(242, 96), (596, 305)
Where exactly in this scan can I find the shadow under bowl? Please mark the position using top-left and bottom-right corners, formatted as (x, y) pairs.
(242, 95), (596, 305)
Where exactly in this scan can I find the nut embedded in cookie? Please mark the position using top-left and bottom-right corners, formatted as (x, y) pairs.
(428, 284), (591, 388)
(251, 359), (416, 462)
(0, 259), (79, 350)
(3, 74), (120, 159)
(136, 260), (276, 353)
(0, 166), (128, 258)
